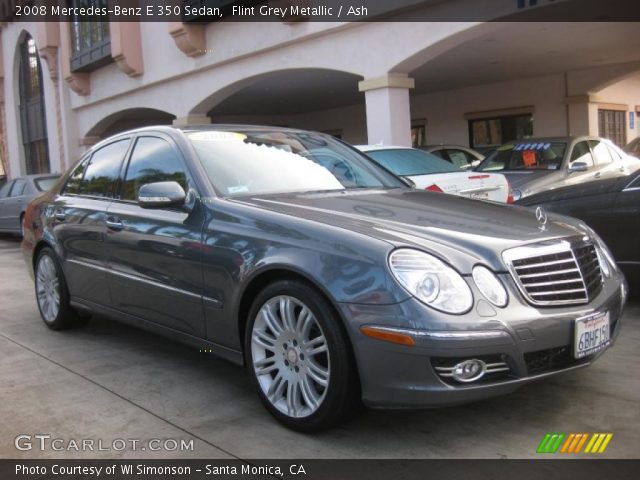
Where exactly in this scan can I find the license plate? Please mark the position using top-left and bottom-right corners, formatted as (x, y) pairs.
(469, 192), (489, 200)
(574, 311), (610, 359)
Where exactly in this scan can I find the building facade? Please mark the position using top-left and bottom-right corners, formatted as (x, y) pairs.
(1, 2), (640, 178)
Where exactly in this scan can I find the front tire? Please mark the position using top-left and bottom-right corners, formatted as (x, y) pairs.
(34, 248), (86, 330)
(245, 280), (360, 432)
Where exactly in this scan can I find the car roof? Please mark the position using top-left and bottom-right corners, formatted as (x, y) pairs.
(83, 124), (336, 152)
(424, 145), (475, 149)
(355, 145), (414, 152)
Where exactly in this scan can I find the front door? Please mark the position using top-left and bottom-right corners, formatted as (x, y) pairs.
(105, 135), (206, 337)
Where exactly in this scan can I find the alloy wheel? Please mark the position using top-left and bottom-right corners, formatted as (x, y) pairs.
(251, 295), (330, 418)
(36, 255), (60, 323)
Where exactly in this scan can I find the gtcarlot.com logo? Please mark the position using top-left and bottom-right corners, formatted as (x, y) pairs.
(536, 432), (613, 454)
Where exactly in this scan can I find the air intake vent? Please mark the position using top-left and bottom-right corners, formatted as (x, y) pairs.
(503, 238), (602, 306)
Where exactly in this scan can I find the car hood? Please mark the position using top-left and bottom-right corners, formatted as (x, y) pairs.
(502, 170), (556, 190)
(233, 189), (585, 272)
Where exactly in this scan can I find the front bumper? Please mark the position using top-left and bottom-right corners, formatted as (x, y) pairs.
(339, 272), (627, 408)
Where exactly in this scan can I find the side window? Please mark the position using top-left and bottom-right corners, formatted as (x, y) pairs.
(63, 157), (91, 195)
(626, 175), (640, 190)
(589, 140), (613, 165)
(122, 137), (187, 201)
(446, 149), (472, 168)
(569, 141), (595, 168)
(63, 140), (129, 197)
(607, 143), (623, 161)
(9, 179), (27, 197)
(80, 140), (130, 198)
(0, 181), (14, 198)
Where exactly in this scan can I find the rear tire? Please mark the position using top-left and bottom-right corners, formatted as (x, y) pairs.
(34, 248), (87, 330)
(245, 280), (361, 432)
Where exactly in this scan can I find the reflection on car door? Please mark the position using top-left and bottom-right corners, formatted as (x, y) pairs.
(54, 138), (131, 306)
(105, 135), (206, 337)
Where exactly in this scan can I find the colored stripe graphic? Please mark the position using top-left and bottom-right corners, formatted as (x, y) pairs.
(539, 433), (613, 454)
(584, 433), (613, 454)
(537, 433), (565, 453)
(560, 433), (589, 453)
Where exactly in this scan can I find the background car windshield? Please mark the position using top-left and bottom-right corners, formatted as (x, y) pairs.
(188, 130), (403, 196)
(477, 142), (567, 171)
(34, 176), (59, 192)
(366, 149), (461, 176)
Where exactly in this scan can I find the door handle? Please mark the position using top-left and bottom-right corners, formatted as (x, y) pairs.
(594, 172), (602, 179)
(106, 216), (124, 231)
(54, 208), (66, 221)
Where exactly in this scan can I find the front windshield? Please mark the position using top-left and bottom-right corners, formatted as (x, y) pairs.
(364, 148), (461, 176)
(187, 130), (403, 197)
(477, 141), (567, 171)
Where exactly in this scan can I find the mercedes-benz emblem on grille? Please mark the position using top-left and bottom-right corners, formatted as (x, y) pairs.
(535, 207), (548, 231)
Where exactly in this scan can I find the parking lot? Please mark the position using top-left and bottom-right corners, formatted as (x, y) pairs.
(1, 235), (638, 459)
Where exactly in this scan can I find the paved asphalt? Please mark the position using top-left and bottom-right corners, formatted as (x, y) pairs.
(0, 235), (638, 459)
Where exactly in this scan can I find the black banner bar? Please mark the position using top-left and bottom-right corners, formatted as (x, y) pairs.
(1, 459), (640, 480)
(2, 0), (640, 23)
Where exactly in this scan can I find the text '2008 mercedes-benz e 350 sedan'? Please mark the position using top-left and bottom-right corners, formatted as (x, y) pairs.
(22, 126), (627, 431)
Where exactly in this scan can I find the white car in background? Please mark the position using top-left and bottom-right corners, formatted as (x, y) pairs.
(357, 145), (513, 203)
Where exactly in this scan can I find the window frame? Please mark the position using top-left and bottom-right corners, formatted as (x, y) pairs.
(0, 180), (15, 199)
(69, 0), (113, 73)
(568, 140), (595, 169)
(115, 134), (192, 207)
(61, 137), (132, 199)
(588, 139), (614, 166)
(9, 179), (27, 197)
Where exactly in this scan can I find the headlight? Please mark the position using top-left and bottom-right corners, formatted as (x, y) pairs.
(388, 249), (473, 314)
(472, 265), (508, 307)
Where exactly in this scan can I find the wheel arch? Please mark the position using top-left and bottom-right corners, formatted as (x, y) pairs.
(236, 266), (361, 391)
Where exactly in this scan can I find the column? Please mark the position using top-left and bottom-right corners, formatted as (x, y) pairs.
(358, 74), (414, 146)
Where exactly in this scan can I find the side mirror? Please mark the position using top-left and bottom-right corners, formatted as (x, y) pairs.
(137, 181), (186, 209)
(568, 161), (589, 173)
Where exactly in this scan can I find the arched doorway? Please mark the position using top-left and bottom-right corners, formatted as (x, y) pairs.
(18, 34), (50, 174)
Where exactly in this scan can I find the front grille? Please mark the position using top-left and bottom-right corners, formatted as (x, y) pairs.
(504, 238), (603, 306)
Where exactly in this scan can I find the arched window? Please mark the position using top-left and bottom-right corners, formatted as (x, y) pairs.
(18, 34), (50, 174)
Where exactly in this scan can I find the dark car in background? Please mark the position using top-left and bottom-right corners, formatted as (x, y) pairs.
(21, 125), (626, 431)
(0, 174), (60, 236)
(519, 168), (640, 294)
(476, 136), (640, 200)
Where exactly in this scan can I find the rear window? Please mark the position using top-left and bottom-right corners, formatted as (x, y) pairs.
(34, 176), (59, 192)
(477, 142), (567, 171)
(365, 149), (460, 176)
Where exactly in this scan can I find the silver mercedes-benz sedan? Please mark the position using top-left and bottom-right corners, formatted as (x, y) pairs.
(22, 126), (627, 431)
(475, 136), (640, 200)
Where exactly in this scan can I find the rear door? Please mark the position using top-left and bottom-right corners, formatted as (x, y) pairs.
(52, 138), (131, 306)
(105, 134), (206, 337)
(0, 179), (27, 232)
(0, 180), (15, 230)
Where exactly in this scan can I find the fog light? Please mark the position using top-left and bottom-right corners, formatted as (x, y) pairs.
(452, 359), (486, 383)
